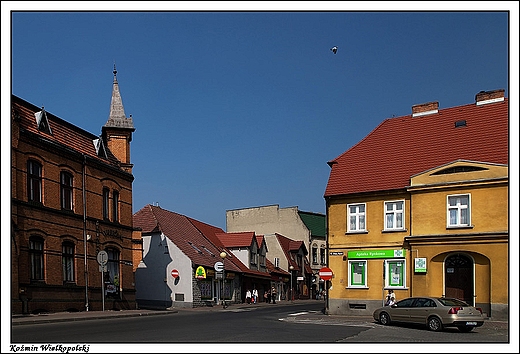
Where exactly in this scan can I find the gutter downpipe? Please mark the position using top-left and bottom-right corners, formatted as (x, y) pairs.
(82, 154), (89, 311)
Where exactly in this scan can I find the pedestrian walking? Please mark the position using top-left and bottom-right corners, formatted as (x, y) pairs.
(252, 288), (258, 304)
(271, 286), (277, 304)
(246, 289), (252, 304)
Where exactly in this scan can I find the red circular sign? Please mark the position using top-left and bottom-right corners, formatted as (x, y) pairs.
(319, 267), (333, 281)
(171, 269), (179, 278)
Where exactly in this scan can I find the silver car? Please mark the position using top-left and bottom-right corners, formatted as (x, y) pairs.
(373, 297), (485, 332)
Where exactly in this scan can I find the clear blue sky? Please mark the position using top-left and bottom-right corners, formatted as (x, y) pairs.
(4, 3), (518, 231)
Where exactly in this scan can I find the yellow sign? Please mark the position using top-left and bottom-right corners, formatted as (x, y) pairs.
(195, 266), (206, 279)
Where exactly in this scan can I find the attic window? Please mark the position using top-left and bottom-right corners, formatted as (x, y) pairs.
(188, 242), (203, 254)
(431, 166), (487, 175)
(34, 108), (52, 134)
(92, 138), (108, 159)
(455, 120), (467, 128)
(202, 246), (214, 256)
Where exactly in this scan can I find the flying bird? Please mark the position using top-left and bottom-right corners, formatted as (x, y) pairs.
(330, 46), (338, 54)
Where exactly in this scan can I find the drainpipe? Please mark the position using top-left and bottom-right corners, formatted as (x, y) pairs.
(82, 154), (89, 311)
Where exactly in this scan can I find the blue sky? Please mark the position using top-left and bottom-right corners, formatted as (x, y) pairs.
(4, 3), (518, 231)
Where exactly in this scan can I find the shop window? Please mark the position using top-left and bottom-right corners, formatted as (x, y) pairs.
(27, 160), (42, 203)
(62, 242), (75, 282)
(60, 171), (73, 210)
(447, 194), (471, 227)
(105, 248), (120, 297)
(29, 237), (44, 281)
(385, 259), (406, 288)
(348, 203), (366, 232)
(348, 260), (367, 287)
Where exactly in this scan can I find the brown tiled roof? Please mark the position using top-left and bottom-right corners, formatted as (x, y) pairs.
(215, 232), (257, 248)
(12, 95), (123, 169)
(275, 233), (309, 273)
(325, 98), (508, 197)
(133, 205), (241, 272)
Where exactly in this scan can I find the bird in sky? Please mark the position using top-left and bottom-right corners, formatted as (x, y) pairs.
(330, 46), (338, 54)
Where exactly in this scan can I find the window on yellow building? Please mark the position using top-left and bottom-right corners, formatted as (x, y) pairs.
(348, 260), (367, 287)
(447, 194), (471, 227)
(348, 203), (366, 232)
(385, 259), (405, 288)
(384, 200), (404, 230)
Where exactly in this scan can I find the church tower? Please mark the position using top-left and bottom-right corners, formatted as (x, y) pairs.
(102, 64), (135, 173)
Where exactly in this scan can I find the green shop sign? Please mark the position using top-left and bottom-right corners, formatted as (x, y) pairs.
(348, 249), (406, 259)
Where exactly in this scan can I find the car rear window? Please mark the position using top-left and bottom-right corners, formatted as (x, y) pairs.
(438, 298), (469, 306)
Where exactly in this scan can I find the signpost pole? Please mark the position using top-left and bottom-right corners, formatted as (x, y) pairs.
(101, 270), (105, 312)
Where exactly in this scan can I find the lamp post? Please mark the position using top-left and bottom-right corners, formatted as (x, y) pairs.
(289, 265), (294, 302)
(220, 251), (227, 309)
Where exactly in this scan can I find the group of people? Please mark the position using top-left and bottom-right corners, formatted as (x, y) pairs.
(245, 286), (277, 304)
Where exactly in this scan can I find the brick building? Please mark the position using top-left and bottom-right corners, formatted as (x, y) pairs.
(11, 67), (137, 314)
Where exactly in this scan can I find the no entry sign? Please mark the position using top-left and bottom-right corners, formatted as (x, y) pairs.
(319, 267), (333, 281)
(171, 269), (179, 278)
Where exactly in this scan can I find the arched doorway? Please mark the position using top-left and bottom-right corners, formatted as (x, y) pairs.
(444, 253), (474, 305)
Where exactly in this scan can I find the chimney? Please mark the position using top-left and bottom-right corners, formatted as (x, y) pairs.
(412, 101), (439, 117)
(475, 89), (505, 106)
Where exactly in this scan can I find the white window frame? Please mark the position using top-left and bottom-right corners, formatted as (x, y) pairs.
(447, 194), (471, 227)
(384, 200), (405, 231)
(347, 203), (366, 232)
(348, 260), (367, 288)
(384, 259), (406, 288)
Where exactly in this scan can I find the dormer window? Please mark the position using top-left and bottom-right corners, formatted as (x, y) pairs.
(93, 138), (108, 159)
(34, 108), (52, 134)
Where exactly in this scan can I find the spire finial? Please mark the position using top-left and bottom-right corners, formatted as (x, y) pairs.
(113, 62), (117, 78)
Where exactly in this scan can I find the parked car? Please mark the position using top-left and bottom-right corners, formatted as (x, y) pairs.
(373, 296), (485, 332)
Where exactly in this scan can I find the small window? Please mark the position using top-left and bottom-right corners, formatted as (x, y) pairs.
(27, 160), (42, 203)
(384, 200), (404, 230)
(62, 242), (75, 282)
(312, 246), (318, 264)
(347, 203), (366, 232)
(320, 247), (326, 265)
(112, 190), (119, 223)
(105, 248), (120, 296)
(348, 260), (367, 287)
(60, 172), (73, 211)
(447, 194), (470, 227)
(30, 237), (44, 281)
(34, 108), (52, 134)
(102, 188), (110, 220)
(93, 138), (107, 159)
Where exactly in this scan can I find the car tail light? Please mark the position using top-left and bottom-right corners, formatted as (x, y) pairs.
(475, 307), (483, 314)
(448, 307), (463, 314)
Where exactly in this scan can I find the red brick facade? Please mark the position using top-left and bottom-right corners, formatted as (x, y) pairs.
(11, 91), (137, 314)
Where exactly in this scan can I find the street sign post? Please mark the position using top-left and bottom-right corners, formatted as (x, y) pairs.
(319, 267), (333, 281)
(97, 251), (108, 312)
(214, 261), (224, 273)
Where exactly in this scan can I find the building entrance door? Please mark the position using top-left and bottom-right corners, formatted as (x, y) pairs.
(445, 253), (474, 305)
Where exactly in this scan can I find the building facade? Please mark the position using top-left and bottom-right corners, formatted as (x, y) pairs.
(226, 204), (326, 298)
(324, 90), (508, 320)
(11, 67), (136, 314)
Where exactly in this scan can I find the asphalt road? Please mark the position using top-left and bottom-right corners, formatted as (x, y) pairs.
(9, 301), (511, 352)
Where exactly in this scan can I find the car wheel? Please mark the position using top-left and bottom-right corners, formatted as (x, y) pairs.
(379, 312), (391, 325)
(457, 326), (474, 332)
(427, 316), (443, 332)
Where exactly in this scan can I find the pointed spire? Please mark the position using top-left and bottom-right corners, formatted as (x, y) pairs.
(104, 63), (134, 129)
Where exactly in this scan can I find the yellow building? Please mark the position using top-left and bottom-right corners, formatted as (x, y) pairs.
(324, 90), (508, 320)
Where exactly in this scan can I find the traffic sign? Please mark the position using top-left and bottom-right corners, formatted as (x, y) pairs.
(214, 261), (224, 272)
(171, 269), (179, 278)
(319, 267), (333, 281)
(97, 251), (108, 266)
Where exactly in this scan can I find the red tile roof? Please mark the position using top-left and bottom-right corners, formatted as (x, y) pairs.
(133, 205), (241, 272)
(12, 95), (124, 169)
(325, 98), (508, 197)
(215, 232), (257, 248)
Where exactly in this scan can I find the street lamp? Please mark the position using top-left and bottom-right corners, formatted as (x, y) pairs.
(220, 251), (227, 308)
(289, 265), (294, 302)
